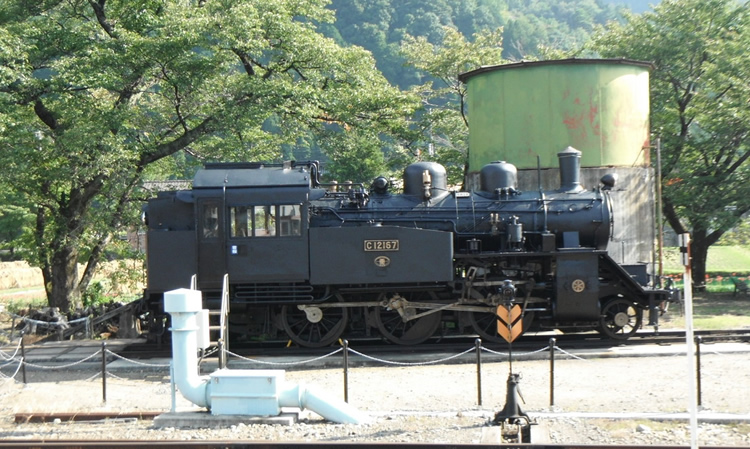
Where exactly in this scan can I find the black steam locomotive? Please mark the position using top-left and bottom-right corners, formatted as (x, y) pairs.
(142, 147), (674, 347)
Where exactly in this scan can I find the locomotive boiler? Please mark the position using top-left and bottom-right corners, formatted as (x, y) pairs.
(142, 147), (673, 347)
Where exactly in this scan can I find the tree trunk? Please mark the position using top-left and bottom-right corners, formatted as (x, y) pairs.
(690, 228), (709, 291)
(48, 245), (80, 312)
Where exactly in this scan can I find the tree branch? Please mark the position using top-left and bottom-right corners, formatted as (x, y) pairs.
(34, 99), (58, 130)
(88, 0), (117, 38)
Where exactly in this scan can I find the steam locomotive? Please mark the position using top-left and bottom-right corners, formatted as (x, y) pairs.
(142, 147), (674, 347)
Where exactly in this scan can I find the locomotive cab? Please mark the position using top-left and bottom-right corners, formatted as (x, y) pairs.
(192, 162), (313, 289)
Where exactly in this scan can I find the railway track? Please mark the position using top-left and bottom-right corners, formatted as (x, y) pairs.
(0, 442), (744, 449)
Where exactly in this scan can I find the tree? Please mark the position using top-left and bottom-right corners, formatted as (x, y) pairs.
(0, 0), (416, 311)
(590, 0), (750, 285)
(401, 26), (505, 186)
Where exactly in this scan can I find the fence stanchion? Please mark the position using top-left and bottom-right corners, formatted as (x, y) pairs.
(101, 341), (107, 403)
(342, 340), (349, 403)
(549, 337), (556, 407)
(170, 362), (177, 413)
(20, 331), (27, 384)
(475, 338), (482, 406)
(695, 336), (702, 407)
(218, 340), (225, 369)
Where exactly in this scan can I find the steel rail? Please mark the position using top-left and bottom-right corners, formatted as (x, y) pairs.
(0, 442), (744, 449)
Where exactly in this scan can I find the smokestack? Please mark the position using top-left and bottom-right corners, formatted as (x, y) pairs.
(557, 146), (584, 193)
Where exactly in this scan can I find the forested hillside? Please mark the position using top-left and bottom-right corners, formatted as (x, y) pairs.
(608, 0), (658, 12)
(326, 0), (627, 88)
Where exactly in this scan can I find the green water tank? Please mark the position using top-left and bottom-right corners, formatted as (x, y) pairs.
(458, 59), (652, 171)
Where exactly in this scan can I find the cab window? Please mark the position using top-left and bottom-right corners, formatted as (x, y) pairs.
(279, 205), (301, 236)
(229, 205), (302, 237)
(202, 203), (219, 239)
(253, 206), (276, 237)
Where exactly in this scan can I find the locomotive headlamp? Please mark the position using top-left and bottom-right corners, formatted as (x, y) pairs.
(501, 280), (516, 298)
(372, 176), (389, 194)
(600, 173), (618, 190)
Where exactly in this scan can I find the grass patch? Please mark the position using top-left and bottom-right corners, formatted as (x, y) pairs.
(663, 246), (750, 275)
(0, 290), (47, 313)
(660, 292), (750, 330)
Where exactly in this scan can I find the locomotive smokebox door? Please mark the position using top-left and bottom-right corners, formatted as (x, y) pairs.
(554, 252), (600, 320)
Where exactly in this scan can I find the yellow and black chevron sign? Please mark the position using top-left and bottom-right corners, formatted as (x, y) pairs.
(496, 304), (523, 343)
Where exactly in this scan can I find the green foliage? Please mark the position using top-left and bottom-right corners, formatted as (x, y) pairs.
(0, 189), (34, 260)
(82, 281), (107, 309)
(400, 27), (505, 186)
(329, 0), (621, 88)
(0, 0), (417, 310)
(717, 220), (750, 246)
(4, 295), (47, 315)
(590, 0), (750, 282)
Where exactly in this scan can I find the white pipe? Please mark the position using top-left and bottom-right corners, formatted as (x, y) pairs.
(279, 383), (369, 425)
(164, 288), (369, 424)
(164, 289), (211, 407)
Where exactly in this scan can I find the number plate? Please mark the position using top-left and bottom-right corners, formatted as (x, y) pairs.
(364, 239), (400, 251)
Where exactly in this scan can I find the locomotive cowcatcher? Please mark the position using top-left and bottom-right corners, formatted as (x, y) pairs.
(141, 147), (675, 347)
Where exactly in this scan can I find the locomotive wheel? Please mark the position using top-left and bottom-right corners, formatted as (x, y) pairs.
(374, 292), (442, 345)
(281, 299), (348, 348)
(468, 310), (535, 344)
(597, 297), (642, 340)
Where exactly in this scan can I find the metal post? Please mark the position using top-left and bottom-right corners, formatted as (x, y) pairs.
(101, 341), (107, 403)
(170, 362), (177, 413)
(342, 340), (349, 403)
(218, 340), (225, 369)
(549, 337), (556, 407)
(475, 338), (482, 406)
(20, 331), (27, 384)
(695, 336), (702, 407)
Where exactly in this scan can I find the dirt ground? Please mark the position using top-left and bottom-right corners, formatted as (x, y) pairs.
(1, 335), (750, 444)
(2, 261), (750, 444)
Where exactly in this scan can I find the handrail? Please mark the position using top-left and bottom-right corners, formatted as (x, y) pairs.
(219, 273), (230, 369)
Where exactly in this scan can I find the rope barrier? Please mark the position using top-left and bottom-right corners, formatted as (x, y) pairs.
(0, 338), (22, 361)
(10, 314), (91, 328)
(481, 344), (550, 358)
(553, 346), (589, 361)
(347, 346), (475, 366)
(1, 357), (23, 381)
(0, 335), (730, 413)
(105, 349), (171, 368)
(225, 348), (343, 366)
(20, 350), (101, 370)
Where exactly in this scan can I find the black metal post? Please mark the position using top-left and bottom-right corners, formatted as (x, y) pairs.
(101, 341), (107, 402)
(342, 340), (349, 403)
(695, 335), (702, 407)
(20, 331), (27, 384)
(549, 337), (556, 407)
(341, 340), (349, 402)
(475, 338), (482, 406)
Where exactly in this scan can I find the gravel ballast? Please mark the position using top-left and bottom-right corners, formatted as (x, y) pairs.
(2, 340), (750, 445)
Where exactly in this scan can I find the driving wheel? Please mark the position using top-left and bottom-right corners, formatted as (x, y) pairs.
(597, 297), (642, 340)
(281, 298), (348, 348)
(374, 292), (442, 345)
